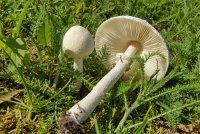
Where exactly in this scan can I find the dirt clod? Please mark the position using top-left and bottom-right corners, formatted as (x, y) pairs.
(58, 111), (85, 134)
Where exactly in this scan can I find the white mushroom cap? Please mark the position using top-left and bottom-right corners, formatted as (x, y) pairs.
(95, 16), (169, 81)
(63, 26), (94, 58)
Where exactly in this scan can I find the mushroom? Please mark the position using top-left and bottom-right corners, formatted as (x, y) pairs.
(62, 26), (94, 90)
(95, 16), (169, 81)
(58, 16), (169, 133)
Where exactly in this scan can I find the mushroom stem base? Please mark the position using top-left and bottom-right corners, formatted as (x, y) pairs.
(58, 110), (85, 134)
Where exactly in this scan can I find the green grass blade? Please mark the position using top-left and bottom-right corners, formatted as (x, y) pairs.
(14, 0), (31, 36)
(0, 99), (30, 109)
(93, 114), (100, 134)
(134, 105), (152, 134)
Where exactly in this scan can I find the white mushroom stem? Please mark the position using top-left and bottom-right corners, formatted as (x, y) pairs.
(74, 57), (83, 72)
(73, 57), (83, 90)
(67, 44), (140, 123)
(124, 41), (141, 57)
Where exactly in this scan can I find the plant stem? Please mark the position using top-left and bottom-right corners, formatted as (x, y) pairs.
(28, 105), (33, 120)
(52, 56), (62, 90)
(115, 100), (140, 132)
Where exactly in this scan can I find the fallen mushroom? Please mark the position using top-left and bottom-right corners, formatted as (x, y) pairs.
(62, 26), (94, 90)
(95, 16), (169, 81)
(58, 16), (169, 133)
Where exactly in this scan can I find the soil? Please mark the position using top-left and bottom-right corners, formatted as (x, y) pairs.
(58, 110), (85, 134)
(57, 84), (90, 134)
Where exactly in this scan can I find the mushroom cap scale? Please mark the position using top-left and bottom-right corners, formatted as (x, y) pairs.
(95, 16), (169, 81)
(63, 26), (94, 58)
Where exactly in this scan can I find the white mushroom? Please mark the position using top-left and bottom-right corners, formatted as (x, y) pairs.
(58, 16), (169, 133)
(62, 26), (94, 90)
(95, 16), (169, 81)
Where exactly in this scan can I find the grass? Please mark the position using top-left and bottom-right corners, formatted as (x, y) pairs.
(0, 0), (200, 133)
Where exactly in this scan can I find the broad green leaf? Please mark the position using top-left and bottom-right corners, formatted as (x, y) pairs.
(13, 0), (31, 36)
(37, 19), (51, 46)
(7, 64), (15, 72)
(6, 13), (18, 21)
(76, 1), (83, 14)
(0, 39), (5, 47)
(0, 35), (5, 40)
(37, 73), (45, 81)
(0, 23), (3, 35)
(68, 10), (75, 24)
(0, 23), (5, 40)
(4, 38), (27, 66)
(23, 52), (31, 69)
(52, 14), (63, 27)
